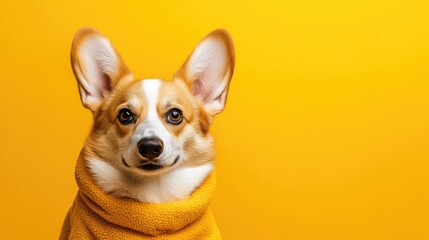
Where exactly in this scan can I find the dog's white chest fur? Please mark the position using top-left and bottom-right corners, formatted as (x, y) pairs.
(88, 159), (213, 203)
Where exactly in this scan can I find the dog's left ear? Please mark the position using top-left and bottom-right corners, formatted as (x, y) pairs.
(71, 27), (132, 112)
(175, 29), (235, 122)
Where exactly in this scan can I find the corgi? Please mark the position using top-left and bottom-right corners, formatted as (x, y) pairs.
(70, 27), (235, 203)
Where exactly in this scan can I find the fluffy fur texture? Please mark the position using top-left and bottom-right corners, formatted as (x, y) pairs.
(70, 27), (235, 203)
(60, 153), (221, 239)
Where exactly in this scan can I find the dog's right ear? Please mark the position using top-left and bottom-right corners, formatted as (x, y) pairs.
(71, 27), (132, 112)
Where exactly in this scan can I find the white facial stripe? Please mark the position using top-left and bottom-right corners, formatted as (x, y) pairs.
(134, 79), (175, 164)
(140, 79), (163, 138)
(142, 79), (161, 125)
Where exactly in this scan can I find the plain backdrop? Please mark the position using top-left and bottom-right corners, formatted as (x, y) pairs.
(1, 1), (428, 239)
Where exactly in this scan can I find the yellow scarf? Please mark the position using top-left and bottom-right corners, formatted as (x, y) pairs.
(60, 154), (221, 239)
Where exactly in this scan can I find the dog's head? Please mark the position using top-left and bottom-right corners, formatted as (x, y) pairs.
(71, 28), (235, 176)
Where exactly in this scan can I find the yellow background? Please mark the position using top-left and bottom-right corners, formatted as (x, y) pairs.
(1, 1), (428, 239)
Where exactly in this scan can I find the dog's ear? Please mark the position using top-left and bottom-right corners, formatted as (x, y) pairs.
(175, 29), (235, 122)
(71, 27), (132, 112)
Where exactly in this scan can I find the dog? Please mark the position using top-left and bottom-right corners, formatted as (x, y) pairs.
(60, 27), (235, 239)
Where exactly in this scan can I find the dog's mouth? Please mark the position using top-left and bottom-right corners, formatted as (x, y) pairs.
(137, 163), (164, 171)
(122, 158), (131, 167)
(122, 156), (179, 171)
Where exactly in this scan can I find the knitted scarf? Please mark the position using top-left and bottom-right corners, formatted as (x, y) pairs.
(60, 154), (220, 239)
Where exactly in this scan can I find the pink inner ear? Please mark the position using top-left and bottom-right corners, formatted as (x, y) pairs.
(193, 77), (214, 103)
(89, 70), (113, 100)
(99, 72), (112, 94)
(193, 79), (203, 97)
(192, 71), (216, 103)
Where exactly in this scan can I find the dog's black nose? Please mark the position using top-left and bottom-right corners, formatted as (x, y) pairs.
(138, 138), (164, 159)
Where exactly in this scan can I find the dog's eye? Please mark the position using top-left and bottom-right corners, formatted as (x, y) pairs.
(118, 109), (135, 125)
(166, 108), (183, 125)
